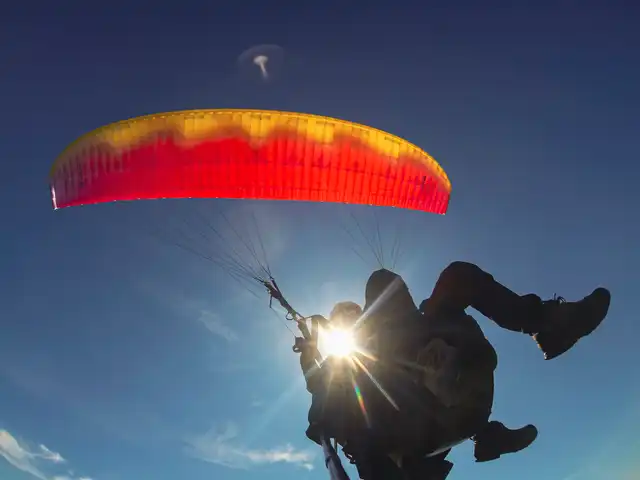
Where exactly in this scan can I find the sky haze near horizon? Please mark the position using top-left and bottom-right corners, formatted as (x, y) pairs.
(1, 2), (639, 480)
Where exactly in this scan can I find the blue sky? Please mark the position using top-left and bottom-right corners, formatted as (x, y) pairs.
(1, 2), (639, 480)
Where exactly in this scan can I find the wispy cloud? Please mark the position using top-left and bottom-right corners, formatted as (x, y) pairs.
(0, 430), (49, 480)
(197, 311), (239, 343)
(52, 477), (93, 480)
(39, 445), (66, 464)
(185, 422), (314, 471)
(0, 429), (91, 480)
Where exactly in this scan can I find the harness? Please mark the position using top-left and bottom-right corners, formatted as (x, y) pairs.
(262, 277), (454, 480)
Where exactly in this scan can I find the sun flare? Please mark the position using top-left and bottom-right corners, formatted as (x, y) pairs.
(322, 328), (357, 358)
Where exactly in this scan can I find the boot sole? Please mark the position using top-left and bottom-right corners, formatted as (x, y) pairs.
(474, 425), (538, 462)
(536, 288), (611, 360)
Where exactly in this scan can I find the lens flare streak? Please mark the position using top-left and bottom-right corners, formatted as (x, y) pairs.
(352, 356), (399, 411)
(352, 380), (371, 428)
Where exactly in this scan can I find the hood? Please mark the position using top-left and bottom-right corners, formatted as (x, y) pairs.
(364, 269), (418, 321)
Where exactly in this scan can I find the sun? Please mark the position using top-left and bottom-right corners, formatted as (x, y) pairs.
(321, 328), (357, 358)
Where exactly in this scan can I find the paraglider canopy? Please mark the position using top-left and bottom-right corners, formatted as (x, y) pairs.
(49, 109), (451, 213)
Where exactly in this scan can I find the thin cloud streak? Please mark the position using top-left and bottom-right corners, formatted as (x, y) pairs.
(197, 311), (239, 343)
(185, 422), (314, 471)
(0, 429), (91, 480)
(0, 429), (48, 479)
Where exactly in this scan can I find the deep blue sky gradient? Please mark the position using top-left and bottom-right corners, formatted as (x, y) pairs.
(1, 2), (639, 480)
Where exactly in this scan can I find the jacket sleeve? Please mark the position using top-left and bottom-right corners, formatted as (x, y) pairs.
(299, 341), (326, 394)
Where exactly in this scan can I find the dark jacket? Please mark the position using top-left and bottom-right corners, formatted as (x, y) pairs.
(305, 269), (496, 453)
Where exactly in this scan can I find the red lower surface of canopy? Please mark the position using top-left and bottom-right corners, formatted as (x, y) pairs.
(50, 131), (450, 214)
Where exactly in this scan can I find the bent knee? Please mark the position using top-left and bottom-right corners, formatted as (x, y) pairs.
(440, 261), (487, 283)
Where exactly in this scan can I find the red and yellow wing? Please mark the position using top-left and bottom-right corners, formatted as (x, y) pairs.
(49, 109), (451, 213)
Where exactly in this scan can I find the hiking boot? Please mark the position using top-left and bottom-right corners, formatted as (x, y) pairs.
(473, 421), (538, 463)
(533, 288), (611, 360)
(401, 456), (454, 480)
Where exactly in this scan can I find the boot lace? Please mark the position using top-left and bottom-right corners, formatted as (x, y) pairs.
(546, 294), (566, 305)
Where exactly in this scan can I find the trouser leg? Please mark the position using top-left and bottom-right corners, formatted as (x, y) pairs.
(423, 261), (545, 334)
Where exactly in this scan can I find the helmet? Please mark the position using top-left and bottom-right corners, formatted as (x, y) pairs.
(329, 301), (363, 327)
